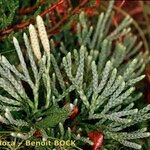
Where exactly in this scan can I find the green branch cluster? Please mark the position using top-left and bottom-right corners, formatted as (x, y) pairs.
(0, 1), (150, 149)
(0, 0), (19, 29)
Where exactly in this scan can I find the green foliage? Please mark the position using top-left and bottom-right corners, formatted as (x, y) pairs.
(0, 0), (53, 29)
(35, 106), (70, 129)
(0, 0), (150, 150)
(0, 0), (19, 29)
